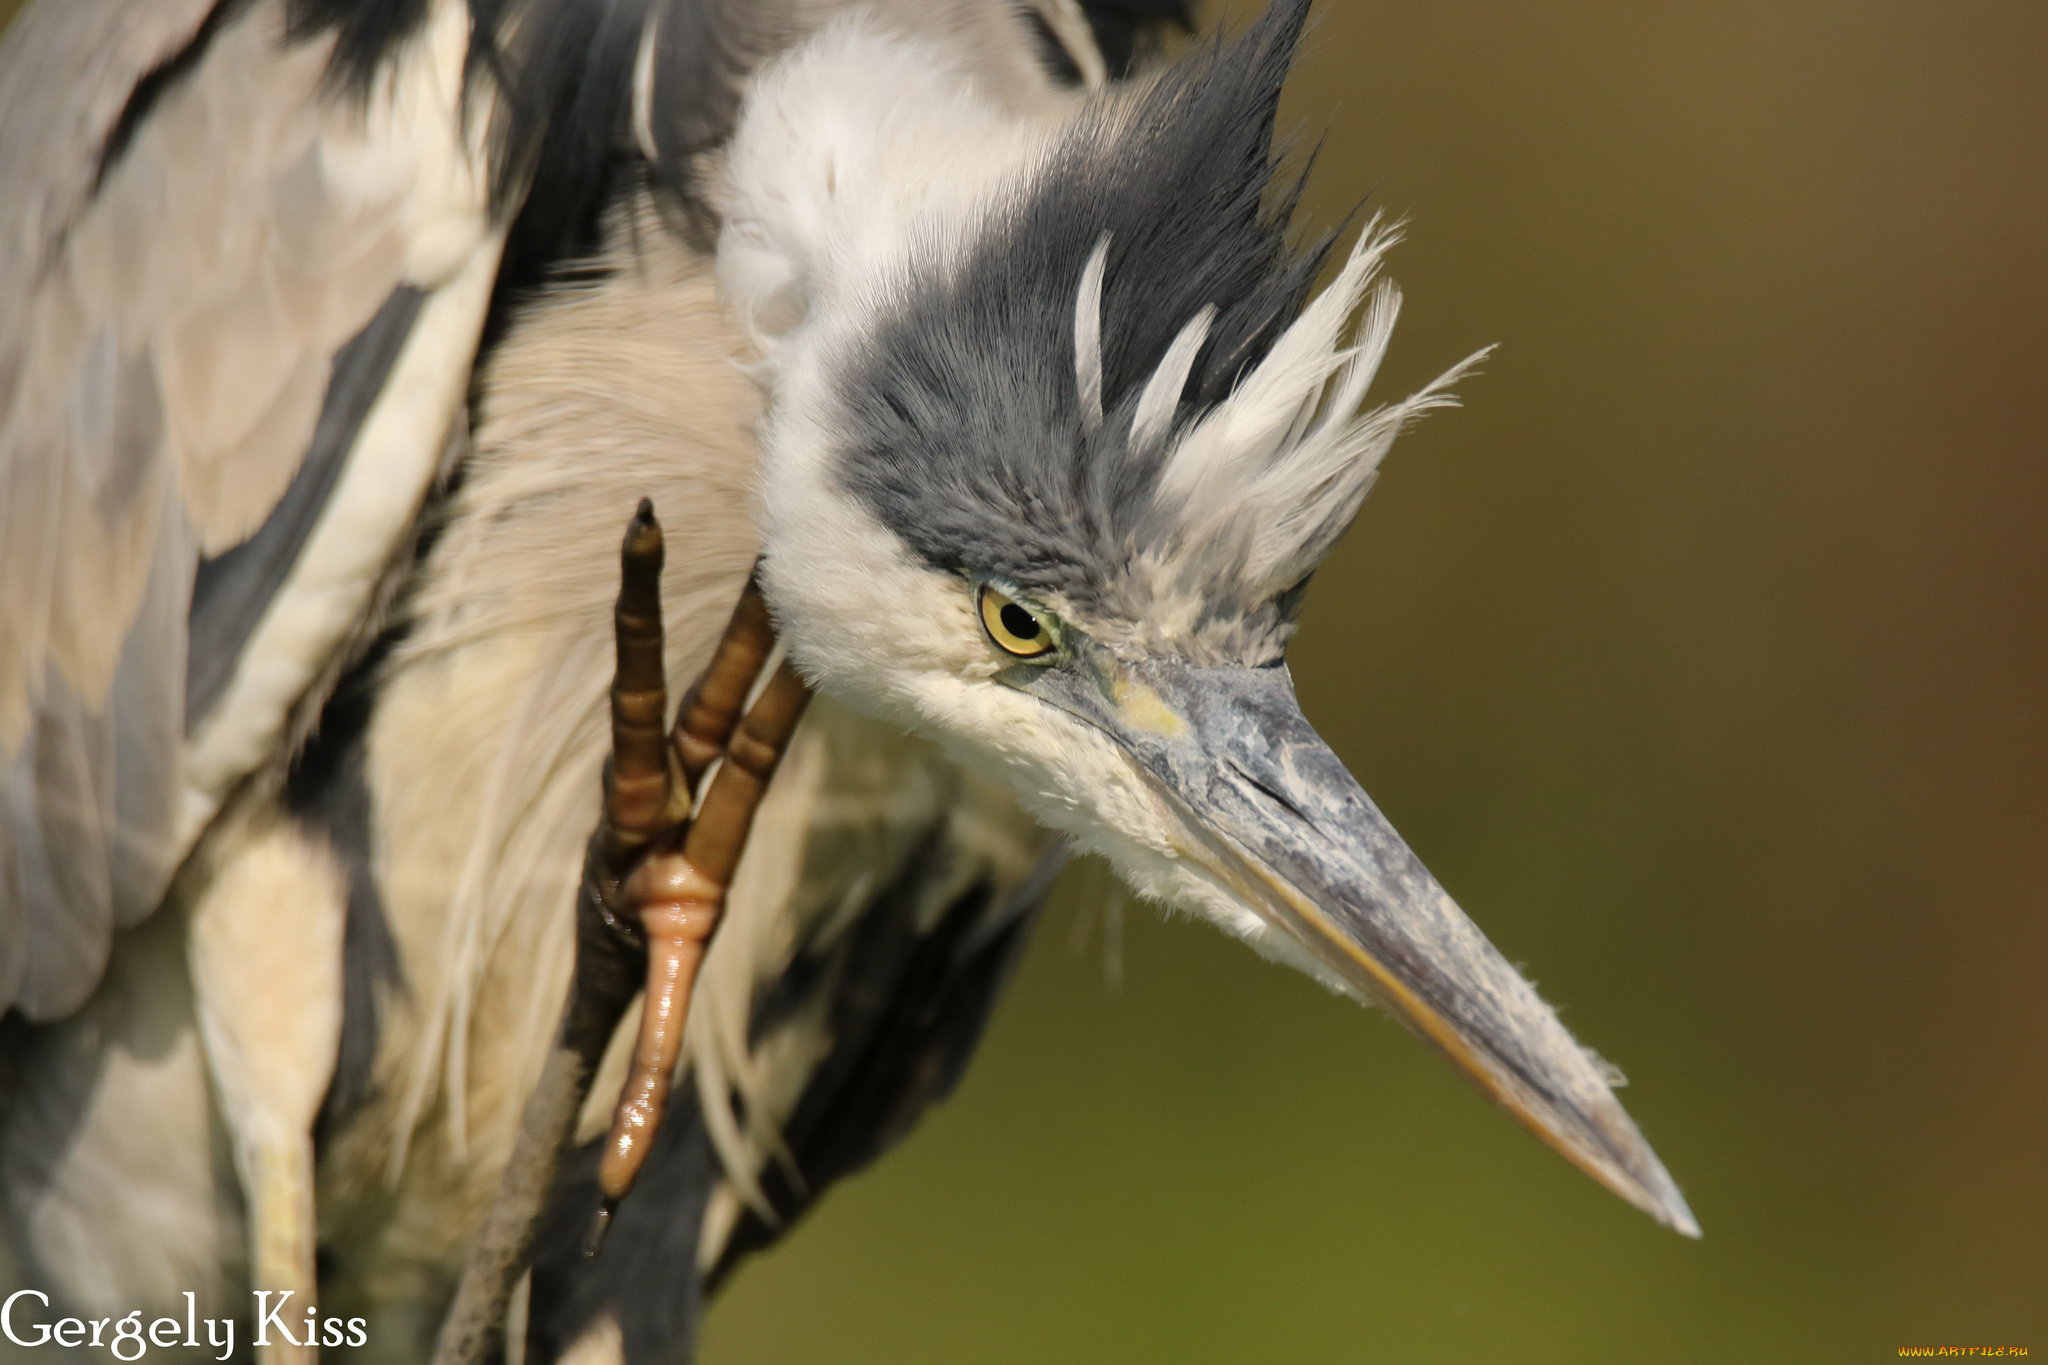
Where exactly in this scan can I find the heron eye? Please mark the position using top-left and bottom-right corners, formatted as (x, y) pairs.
(978, 585), (1057, 658)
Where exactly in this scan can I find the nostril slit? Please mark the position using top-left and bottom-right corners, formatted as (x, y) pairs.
(1228, 758), (1306, 823)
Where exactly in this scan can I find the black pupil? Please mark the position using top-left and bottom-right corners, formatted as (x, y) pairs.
(999, 602), (1041, 641)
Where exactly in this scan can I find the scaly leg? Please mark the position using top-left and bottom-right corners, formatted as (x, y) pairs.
(592, 532), (809, 1234)
(433, 502), (809, 1365)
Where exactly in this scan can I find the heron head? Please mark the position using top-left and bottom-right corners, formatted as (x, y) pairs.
(720, 0), (1697, 1235)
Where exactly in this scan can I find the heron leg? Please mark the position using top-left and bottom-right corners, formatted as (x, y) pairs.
(187, 816), (348, 1365)
(592, 549), (809, 1228)
(432, 502), (809, 1365)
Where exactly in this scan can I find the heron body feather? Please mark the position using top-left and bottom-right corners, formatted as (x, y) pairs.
(5, 1), (1156, 1358)
(302, 177), (1055, 1365)
(0, 0), (498, 1021)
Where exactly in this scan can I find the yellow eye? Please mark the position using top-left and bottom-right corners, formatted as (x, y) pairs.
(978, 584), (1057, 658)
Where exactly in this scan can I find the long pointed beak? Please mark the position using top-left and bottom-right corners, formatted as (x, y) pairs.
(1031, 654), (1699, 1237)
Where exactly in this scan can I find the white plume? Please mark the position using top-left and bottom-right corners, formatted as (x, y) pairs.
(1151, 216), (1490, 599)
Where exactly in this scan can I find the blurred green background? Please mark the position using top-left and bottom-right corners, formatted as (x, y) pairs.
(4, 0), (2042, 1360)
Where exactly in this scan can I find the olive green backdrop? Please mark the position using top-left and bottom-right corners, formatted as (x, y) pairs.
(4, 1), (2042, 1360)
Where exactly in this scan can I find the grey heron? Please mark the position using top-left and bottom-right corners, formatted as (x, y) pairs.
(0, 0), (1697, 1359)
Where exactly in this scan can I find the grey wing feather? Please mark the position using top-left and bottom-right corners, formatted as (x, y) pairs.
(0, 0), (501, 1020)
(185, 285), (425, 728)
(0, 0), (223, 311)
(0, 495), (192, 1018)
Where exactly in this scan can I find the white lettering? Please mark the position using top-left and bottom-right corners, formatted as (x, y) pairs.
(208, 1316), (236, 1361)
(348, 1317), (369, 1348)
(253, 1290), (301, 1348)
(110, 1311), (146, 1361)
(152, 1315), (182, 1348)
(185, 1290), (199, 1347)
(2, 1291), (51, 1347)
(53, 1318), (85, 1347)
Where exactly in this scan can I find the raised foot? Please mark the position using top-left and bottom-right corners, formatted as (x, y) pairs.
(587, 500), (812, 1239)
(430, 501), (809, 1365)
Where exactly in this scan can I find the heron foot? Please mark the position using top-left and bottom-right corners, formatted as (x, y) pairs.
(585, 503), (811, 1235)
(431, 504), (809, 1365)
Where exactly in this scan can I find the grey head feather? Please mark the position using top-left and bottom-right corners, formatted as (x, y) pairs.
(836, 0), (1370, 660)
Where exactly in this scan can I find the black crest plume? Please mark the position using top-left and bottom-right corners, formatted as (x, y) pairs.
(1053, 0), (1326, 413)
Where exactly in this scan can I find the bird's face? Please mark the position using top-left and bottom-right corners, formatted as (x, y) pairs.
(729, 0), (1695, 1234)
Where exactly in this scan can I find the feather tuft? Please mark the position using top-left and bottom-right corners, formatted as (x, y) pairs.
(1074, 233), (1110, 431)
(1130, 305), (1211, 456)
